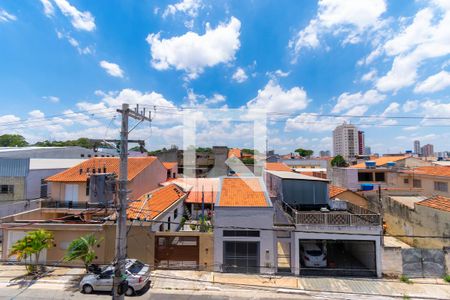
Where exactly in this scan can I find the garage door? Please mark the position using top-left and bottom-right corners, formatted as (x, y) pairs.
(155, 236), (199, 269)
(223, 241), (259, 273)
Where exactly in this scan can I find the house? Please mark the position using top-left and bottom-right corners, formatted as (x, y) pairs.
(382, 195), (450, 248)
(329, 184), (369, 209)
(392, 166), (450, 197)
(162, 162), (178, 180)
(264, 162), (292, 172)
(227, 148), (241, 159)
(214, 177), (275, 274)
(45, 157), (167, 207)
(266, 170), (382, 277)
(127, 184), (186, 232)
(0, 158), (85, 202)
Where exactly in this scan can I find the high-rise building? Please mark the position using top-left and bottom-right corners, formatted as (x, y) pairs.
(319, 150), (331, 157)
(414, 140), (421, 155)
(358, 131), (365, 155)
(421, 144), (434, 157)
(364, 146), (371, 155)
(333, 122), (359, 160)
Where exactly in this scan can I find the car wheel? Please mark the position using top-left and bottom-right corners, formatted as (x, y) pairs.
(125, 286), (135, 296)
(82, 284), (94, 294)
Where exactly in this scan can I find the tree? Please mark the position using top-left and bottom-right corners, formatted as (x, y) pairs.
(0, 134), (28, 147)
(64, 234), (103, 271)
(8, 229), (54, 274)
(331, 155), (347, 167)
(294, 148), (314, 158)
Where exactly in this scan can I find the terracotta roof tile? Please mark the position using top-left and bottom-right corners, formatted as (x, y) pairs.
(127, 184), (186, 220)
(351, 156), (408, 169)
(218, 177), (270, 207)
(228, 148), (241, 159)
(265, 162), (292, 172)
(162, 162), (177, 170)
(416, 195), (450, 212)
(404, 166), (450, 178)
(329, 184), (348, 198)
(46, 157), (158, 182)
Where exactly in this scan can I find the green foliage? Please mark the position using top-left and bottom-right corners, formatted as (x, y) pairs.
(8, 229), (54, 274)
(400, 275), (412, 284)
(0, 134), (29, 147)
(294, 148), (314, 157)
(189, 223), (197, 231)
(196, 147), (212, 153)
(242, 157), (255, 165)
(180, 216), (186, 228)
(34, 138), (97, 149)
(148, 149), (163, 156)
(443, 274), (450, 283)
(241, 148), (255, 155)
(130, 145), (148, 153)
(64, 234), (103, 271)
(331, 155), (347, 167)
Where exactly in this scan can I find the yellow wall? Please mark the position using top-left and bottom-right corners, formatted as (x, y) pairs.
(0, 177), (26, 201)
(332, 191), (369, 209)
(389, 173), (450, 197)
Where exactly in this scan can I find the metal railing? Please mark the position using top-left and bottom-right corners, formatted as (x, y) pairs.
(40, 200), (110, 209)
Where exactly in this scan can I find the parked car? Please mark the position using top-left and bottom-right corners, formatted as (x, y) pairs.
(300, 243), (327, 268)
(80, 259), (151, 296)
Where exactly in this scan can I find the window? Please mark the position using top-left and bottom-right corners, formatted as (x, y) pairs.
(40, 179), (48, 198)
(167, 217), (171, 231)
(0, 185), (14, 194)
(403, 178), (409, 184)
(80, 154), (85, 158)
(173, 208), (178, 220)
(158, 224), (164, 232)
(375, 172), (385, 182)
(87, 154), (92, 158)
(434, 181), (448, 192)
(358, 172), (372, 182)
(86, 178), (90, 196)
(413, 179), (422, 188)
(223, 230), (260, 237)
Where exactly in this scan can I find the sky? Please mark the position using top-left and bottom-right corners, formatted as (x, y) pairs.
(1, 0), (450, 155)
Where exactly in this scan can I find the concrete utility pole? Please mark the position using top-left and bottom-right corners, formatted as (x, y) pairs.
(113, 103), (152, 299)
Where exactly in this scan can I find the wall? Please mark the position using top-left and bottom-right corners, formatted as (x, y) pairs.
(48, 182), (88, 203)
(26, 169), (65, 199)
(331, 168), (359, 191)
(390, 173), (450, 198)
(0, 147), (99, 159)
(282, 179), (328, 207)
(332, 191), (369, 209)
(382, 246), (403, 277)
(0, 176), (26, 201)
(129, 159), (167, 200)
(0, 199), (40, 219)
(214, 207), (276, 274)
(151, 198), (185, 232)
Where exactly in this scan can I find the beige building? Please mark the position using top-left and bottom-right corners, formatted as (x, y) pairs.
(329, 184), (369, 209)
(382, 195), (450, 248)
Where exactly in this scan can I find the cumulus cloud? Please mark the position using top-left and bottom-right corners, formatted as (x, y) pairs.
(246, 80), (309, 114)
(284, 113), (341, 132)
(414, 70), (450, 93)
(40, 0), (55, 17)
(332, 89), (386, 113)
(99, 60), (124, 78)
(382, 102), (400, 115)
(42, 96), (60, 103)
(290, 0), (386, 58)
(147, 17), (241, 79)
(232, 67), (248, 83)
(0, 8), (17, 22)
(361, 70), (377, 82)
(53, 0), (95, 31)
(402, 100), (419, 112)
(163, 0), (202, 18)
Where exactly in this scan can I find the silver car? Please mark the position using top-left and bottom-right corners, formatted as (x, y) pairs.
(80, 259), (151, 296)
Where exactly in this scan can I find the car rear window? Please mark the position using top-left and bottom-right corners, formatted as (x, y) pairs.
(128, 261), (144, 274)
(306, 250), (323, 256)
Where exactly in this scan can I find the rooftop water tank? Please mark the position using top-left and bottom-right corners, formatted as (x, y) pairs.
(387, 161), (396, 168)
(361, 183), (374, 191)
(365, 161), (376, 168)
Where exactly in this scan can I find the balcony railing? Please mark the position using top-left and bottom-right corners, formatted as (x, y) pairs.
(281, 200), (380, 226)
(41, 200), (111, 209)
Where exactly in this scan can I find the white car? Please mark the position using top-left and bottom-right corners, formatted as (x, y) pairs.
(300, 243), (327, 268)
(80, 259), (151, 296)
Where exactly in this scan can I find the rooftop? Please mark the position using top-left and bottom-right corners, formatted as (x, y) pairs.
(165, 178), (219, 204)
(403, 166), (450, 178)
(46, 157), (158, 182)
(351, 156), (408, 169)
(29, 159), (86, 170)
(266, 170), (329, 182)
(329, 185), (348, 198)
(127, 184), (186, 221)
(228, 148), (241, 159)
(416, 195), (450, 212)
(390, 196), (427, 209)
(217, 177), (271, 207)
(162, 162), (177, 170)
(265, 162), (292, 172)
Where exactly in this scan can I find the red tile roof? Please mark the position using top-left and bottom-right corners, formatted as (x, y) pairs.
(162, 162), (177, 170)
(46, 157), (158, 182)
(329, 185), (348, 198)
(416, 195), (450, 212)
(265, 162), (292, 172)
(168, 178), (219, 204)
(404, 166), (450, 178)
(351, 156), (408, 169)
(228, 148), (241, 159)
(127, 184), (186, 220)
(218, 177), (269, 207)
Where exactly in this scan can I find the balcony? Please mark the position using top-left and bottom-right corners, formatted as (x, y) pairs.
(40, 200), (112, 209)
(280, 200), (380, 227)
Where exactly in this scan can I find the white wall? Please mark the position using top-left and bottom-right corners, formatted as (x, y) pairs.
(26, 169), (66, 199)
(151, 199), (185, 232)
(214, 207), (276, 274)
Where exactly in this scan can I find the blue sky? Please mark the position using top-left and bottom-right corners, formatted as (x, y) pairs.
(1, 0), (450, 154)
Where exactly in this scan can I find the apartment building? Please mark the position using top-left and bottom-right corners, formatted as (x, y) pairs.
(358, 131), (365, 155)
(392, 166), (450, 197)
(333, 123), (359, 160)
(421, 144), (434, 158)
(414, 140), (421, 155)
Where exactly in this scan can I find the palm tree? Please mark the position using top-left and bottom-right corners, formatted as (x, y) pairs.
(8, 229), (54, 274)
(64, 234), (103, 272)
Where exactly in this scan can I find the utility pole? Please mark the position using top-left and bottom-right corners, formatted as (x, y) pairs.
(113, 103), (152, 299)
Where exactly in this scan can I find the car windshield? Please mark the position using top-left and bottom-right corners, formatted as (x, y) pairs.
(127, 261), (145, 274)
(306, 250), (323, 256)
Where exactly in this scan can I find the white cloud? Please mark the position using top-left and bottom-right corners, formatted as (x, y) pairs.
(375, 5), (450, 92)
(332, 89), (386, 113)
(56, 31), (93, 55)
(42, 96), (60, 103)
(361, 70), (377, 82)
(184, 90), (226, 107)
(53, 0), (95, 31)
(402, 100), (419, 112)
(40, 0), (55, 17)
(163, 0), (202, 18)
(382, 102), (400, 115)
(284, 113), (340, 132)
(232, 67), (248, 83)
(0, 114), (20, 125)
(274, 70), (290, 77)
(290, 0), (386, 57)
(99, 60), (124, 78)
(419, 100), (450, 126)
(246, 80), (309, 113)
(147, 17), (241, 79)
(414, 70), (450, 93)
(0, 8), (17, 22)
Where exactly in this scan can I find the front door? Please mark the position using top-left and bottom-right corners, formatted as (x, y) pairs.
(64, 184), (78, 204)
(223, 241), (260, 273)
